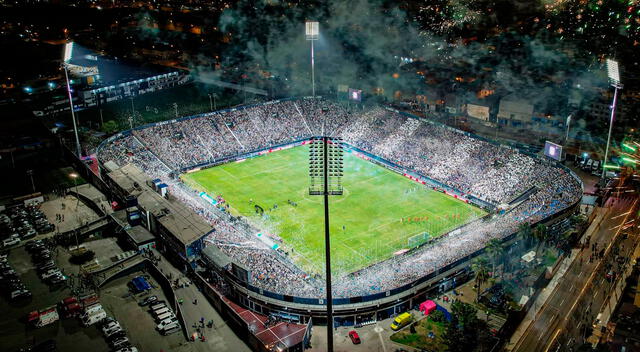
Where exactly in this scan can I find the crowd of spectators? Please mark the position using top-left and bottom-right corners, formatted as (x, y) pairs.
(97, 97), (582, 298)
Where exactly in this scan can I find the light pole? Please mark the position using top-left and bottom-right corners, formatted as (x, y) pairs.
(173, 102), (178, 118)
(63, 42), (82, 157)
(69, 172), (80, 247)
(309, 133), (343, 352)
(208, 93), (217, 111)
(305, 21), (319, 97)
(565, 113), (572, 146)
(27, 169), (35, 193)
(601, 59), (623, 180)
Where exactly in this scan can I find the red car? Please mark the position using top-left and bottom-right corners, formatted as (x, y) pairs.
(348, 330), (361, 344)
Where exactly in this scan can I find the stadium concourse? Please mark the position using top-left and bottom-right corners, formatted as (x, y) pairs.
(96, 97), (582, 299)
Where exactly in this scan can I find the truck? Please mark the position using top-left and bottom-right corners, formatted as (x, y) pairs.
(61, 302), (82, 318)
(27, 306), (60, 328)
(79, 293), (99, 310)
(82, 303), (104, 316)
(82, 308), (107, 326)
(390, 312), (413, 331)
(59, 297), (82, 318)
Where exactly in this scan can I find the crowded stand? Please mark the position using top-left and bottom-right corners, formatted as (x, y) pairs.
(97, 97), (582, 298)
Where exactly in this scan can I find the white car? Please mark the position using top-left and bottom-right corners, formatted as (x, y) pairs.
(114, 347), (138, 352)
(102, 321), (120, 334)
(40, 269), (62, 280)
(156, 317), (178, 330)
(3, 237), (20, 247)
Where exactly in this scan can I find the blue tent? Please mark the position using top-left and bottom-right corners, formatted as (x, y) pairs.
(436, 304), (452, 322)
(131, 276), (151, 292)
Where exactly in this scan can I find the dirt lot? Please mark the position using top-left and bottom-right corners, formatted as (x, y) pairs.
(100, 271), (189, 351)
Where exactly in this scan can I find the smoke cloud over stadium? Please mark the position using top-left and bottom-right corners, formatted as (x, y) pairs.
(197, 0), (610, 114)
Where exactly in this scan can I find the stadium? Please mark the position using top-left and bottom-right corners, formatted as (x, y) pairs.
(96, 96), (582, 324)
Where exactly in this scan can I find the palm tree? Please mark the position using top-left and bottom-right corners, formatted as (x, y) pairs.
(486, 238), (504, 278)
(533, 224), (548, 255)
(471, 257), (489, 303)
(518, 222), (533, 247)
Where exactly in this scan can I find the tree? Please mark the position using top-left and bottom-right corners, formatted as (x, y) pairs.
(518, 222), (533, 247)
(443, 300), (480, 352)
(486, 238), (504, 278)
(533, 224), (548, 255)
(471, 257), (489, 303)
(429, 309), (445, 323)
(101, 120), (119, 134)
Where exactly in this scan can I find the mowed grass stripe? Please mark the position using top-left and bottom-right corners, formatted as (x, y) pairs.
(182, 145), (486, 275)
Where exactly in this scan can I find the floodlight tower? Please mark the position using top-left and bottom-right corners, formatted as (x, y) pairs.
(305, 21), (319, 97)
(63, 42), (82, 157)
(602, 59), (623, 179)
(309, 134), (343, 352)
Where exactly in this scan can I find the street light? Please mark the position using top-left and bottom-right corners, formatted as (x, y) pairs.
(69, 172), (80, 247)
(305, 21), (319, 97)
(601, 59), (623, 180)
(208, 93), (217, 111)
(63, 42), (82, 157)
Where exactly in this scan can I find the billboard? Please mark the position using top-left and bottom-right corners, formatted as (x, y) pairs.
(466, 104), (490, 121)
(544, 141), (563, 161)
(348, 88), (362, 102)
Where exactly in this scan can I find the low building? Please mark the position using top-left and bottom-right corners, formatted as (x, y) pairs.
(105, 163), (213, 269)
(497, 94), (534, 126)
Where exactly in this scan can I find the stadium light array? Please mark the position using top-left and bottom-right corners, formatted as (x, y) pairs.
(308, 135), (343, 352)
(601, 58), (623, 180)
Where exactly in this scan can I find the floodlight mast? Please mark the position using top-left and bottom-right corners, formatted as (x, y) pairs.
(305, 21), (319, 97)
(63, 41), (82, 157)
(602, 59), (623, 180)
(309, 134), (343, 352)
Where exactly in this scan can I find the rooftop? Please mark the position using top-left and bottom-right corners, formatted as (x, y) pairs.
(108, 163), (213, 246)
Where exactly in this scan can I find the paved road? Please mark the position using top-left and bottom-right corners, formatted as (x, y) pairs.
(513, 197), (639, 352)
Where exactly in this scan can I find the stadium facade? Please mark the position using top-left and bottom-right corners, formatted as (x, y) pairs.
(95, 97), (582, 325)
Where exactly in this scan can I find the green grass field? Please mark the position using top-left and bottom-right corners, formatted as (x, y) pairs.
(182, 145), (485, 275)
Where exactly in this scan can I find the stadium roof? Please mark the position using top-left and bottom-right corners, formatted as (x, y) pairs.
(108, 164), (213, 246)
(202, 244), (231, 268)
(226, 299), (308, 349)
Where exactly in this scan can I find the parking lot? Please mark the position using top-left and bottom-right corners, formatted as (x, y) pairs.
(0, 245), (110, 352)
(100, 271), (188, 351)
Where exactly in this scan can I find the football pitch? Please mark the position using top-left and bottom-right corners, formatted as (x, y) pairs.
(181, 145), (486, 276)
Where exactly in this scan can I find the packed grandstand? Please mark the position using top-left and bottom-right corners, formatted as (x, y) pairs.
(97, 97), (582, 299)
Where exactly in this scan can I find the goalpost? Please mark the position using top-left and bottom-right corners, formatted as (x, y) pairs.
(407, 232), (430, 247)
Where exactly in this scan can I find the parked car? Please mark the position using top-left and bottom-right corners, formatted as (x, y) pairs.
(109, 337), (129, 349)
(3, 237), (20, 247)
(10, 289), (32, 301)
(113, 347), (137, 352)
(102, 322), (121, 335)
(106, 330), (127, 342)
(138, 295), (158, 306)
(348, 330), (361, 344)
(40, 270), (62, 280)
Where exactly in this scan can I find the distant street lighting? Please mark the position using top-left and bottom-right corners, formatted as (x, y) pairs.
(208, 93), (217, 111)
(305, 21), (319, 97)
(63, 42), (82, 157)
(601, 59), (623, 180)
